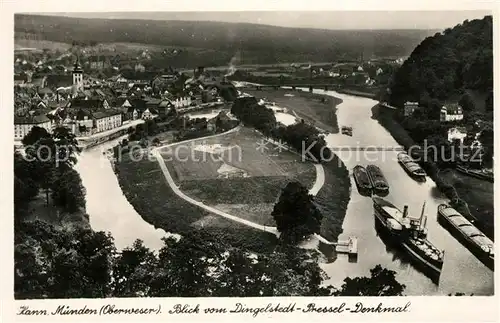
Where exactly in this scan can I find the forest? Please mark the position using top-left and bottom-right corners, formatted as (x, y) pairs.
(388, 16), (493, 109)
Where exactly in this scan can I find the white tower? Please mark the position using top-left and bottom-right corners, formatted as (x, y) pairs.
(72, 57), (84, 91)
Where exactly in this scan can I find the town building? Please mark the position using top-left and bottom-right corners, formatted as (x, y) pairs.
(14, 114), (52, 140)
(447, 127), (468, 143)
(72, 59), (84, 92)
(93, 110), (123, 133)
(440, 104), (464, 122)
(404, 101), (420, 117)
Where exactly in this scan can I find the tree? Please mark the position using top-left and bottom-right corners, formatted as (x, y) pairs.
(14, 151), (39, 221)
(21, 126), (51, 147)
(458, 93), (475, 112)
(15, 220), (116, 299)
(332, 265), (406, 296)
(272, 181), (323, 243)
(51, 168), (86, 215)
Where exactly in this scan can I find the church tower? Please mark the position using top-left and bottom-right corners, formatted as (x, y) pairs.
(72, 57), (84, 91)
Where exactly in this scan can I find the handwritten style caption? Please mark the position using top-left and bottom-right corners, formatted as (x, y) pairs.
(17, 302), (411, 317)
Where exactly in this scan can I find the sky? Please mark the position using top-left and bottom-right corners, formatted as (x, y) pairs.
(37, 11), (491, 30)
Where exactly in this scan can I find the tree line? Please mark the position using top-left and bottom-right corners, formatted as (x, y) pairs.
(231, 96), (332, 162)
(15, 219), (406, 299)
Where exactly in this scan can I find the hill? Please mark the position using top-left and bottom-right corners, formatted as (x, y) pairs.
(15, 14), (435, 66)
(388, 16), (493, 109)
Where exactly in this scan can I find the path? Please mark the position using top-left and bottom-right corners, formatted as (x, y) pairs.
(309, 164), (325, 196)
(152, 126), (335, 245)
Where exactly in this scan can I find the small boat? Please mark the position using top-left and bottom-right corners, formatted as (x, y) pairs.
(438, 204), (494, 270)
(366, 165), (389, 193)
(456, 164), (494, 183)
(398, 152), (427, 180)
(373, 197), (444, 281)
(341, 126), (353, 136)
(353, 165), (373, 191)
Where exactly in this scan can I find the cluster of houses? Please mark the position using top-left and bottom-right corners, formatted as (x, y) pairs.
(402, 101), (485, 155)
(14, 56), (233, 141)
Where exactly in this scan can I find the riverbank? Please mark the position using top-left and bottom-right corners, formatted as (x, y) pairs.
(114, 153), (279, 253)
(372, 104), (494, 239)
(336, 88), (377, 99)
(244, 88), (343, 133)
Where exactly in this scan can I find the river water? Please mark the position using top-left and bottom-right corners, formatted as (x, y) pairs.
(310, 89), (494, 296)
(75, 88), (493, 295)
(74, 136), (177, 252)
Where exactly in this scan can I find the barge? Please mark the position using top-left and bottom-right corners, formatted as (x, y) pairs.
(366, 165), (389, 193)
(373, 197), (444, 282)
(353, 165), (373, 192)
(397, 152), (427, 180)
(456, 165), (494, 183)
(438, 204), (494, 270)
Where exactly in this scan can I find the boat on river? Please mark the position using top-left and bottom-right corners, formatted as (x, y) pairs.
(353, 165), (373, 192)
(438, 204), (494, 270)
(373, 197), (444, 281)
(456, 165), (494, 182)
(341, 126), (353, 136)
(366, 165), (389, 193)
(398, 152), (427, 180)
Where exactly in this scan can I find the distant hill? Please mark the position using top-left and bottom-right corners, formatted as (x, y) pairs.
(388, 16), (493, 108)
(15, 14), (435, 66)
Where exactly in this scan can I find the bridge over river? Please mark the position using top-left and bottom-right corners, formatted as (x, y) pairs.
(329, 146), (405, 152)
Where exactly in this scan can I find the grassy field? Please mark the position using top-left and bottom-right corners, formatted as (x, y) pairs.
(245, 89), (343, 133)
(314, 156), (351, 241)
(114, 155), (278, 252)
(161, 127), (317, 226)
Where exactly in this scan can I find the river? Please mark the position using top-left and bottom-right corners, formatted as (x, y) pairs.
(74, 88), (493, 295)
(308, 89), (494, 296)
(74, 136), (178, 252)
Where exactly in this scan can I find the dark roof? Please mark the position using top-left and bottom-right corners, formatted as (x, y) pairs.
(14, 74), (28, 81)
(38, 87), (54, 95)
(14, 114), (50, 125)
(146, 98), (161, 105)
(93, 109), (121, 119)
(45, 74), (73, 89)
(69, 98), (107, 111)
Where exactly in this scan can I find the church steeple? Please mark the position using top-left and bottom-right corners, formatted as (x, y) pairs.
(72, 56), (83, 91)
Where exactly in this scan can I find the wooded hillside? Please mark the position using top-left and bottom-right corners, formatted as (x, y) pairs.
(15, 14), (434, 66)
(388, 16), (493, 108)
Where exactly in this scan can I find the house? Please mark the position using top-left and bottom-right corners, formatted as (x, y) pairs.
(14, 114), (52, 140)
(134, 63), (145, 72)
(14, 74), (27, 85)
(31, 75), (48, 88)
(403, 101), (420, 117)
(93, 110), (123, 133)
(45, 74), (73, 90)
(447, 127), (468, 143)
(38, 87), (55, 102)
(88, 56), (110, 70)
(157, 99), (174, 117)
(171, 96), (192, 108)
(141, 108), (157, 120)
(440, 104), (463, 122)
(68, 98), (110, 112)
